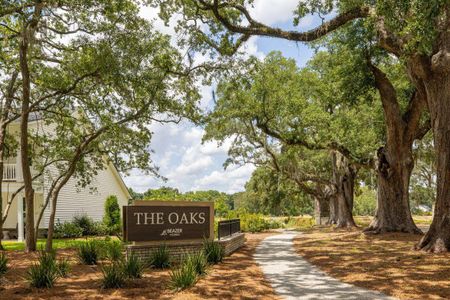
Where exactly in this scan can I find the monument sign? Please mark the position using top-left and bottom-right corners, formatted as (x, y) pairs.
(123, 200), (214, 243)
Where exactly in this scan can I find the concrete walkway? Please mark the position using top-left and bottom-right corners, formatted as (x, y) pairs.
(254, 231), (396, 300)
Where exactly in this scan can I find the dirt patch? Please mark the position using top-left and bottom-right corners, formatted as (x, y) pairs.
(293, 228), (450, 300)
(0, 232), (278, 300)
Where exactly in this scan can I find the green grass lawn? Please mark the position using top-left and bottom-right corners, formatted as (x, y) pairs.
(1, 237), (116, 251)
(354, 215), (432, 228)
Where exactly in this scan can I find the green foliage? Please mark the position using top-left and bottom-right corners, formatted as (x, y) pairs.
(26, 252), (59, 288)
(101, 263), (126, 289)
(225, 210), (283, 233)
(284, 216), (315, 230)
(54, 217), (109, 239)
(243, 214), (282, 233)
(203, 51), (381, 214)
(202, 239), (224, 264)
(128, 188), (143, 201)
(104, 240), (124, 262)
(376, 0), (446, 55)
(103, 195), (121, 233)
(354, 187), (377, 216)
(186, 251), (208, 276)
(149, 244), (171, 269)
(169, 259), (197, 291)
(53, 221), (83, 239)
(1, 0), (201, 253)
(56, 259), (71, 278)
(122, 254), (145, 279)
(77, 241), (100, 265)
(143, 187), (181, 200)
(73, 214), (96, 236)
(0, 252), (8, 276)
(235, 167), (314, 216)
(91, 222), (109, 236)
(410, 132), (436, 214)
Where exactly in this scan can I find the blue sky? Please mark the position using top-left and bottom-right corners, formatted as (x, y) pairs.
(124, 0), (325, 194)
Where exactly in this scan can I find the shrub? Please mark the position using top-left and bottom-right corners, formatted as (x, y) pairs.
(77, 241), (100, 265)
(91, 221), (109, 236)
(26, 251), (58, 288)
(122, 254), (145, 279)
(169, 259), (197, 291)
(202, 239), (224, 264)
(354, 187), (377, 216)
(56, 259), (71, 278)
(186, 251), (207, 276)
(53, 221), (83, 239)
(105, 240), (123, 262)
(0, 252), (8, 276)
(101, 263), (126, 289)
(104, 195), (121, 234)
(285, 217), (314, 230)
(149, 244), (171, 269)
(241, 213), (278, 232)
(73, 214), (96, 236)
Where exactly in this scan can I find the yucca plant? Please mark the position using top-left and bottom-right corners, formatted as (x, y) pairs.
(186, 251), (207, 276)
(169, 259), (197, 291)
(56, 258), (71, 278)
(77, 241), (100, 265)
(101, 263), (126, 289)
(105, 240), (123, 262)
(202, 239), (224, 264)
(26, 251), (58, 288)
(0, 252), (8, 276)
(122, 254), (145, 279)
(148, 244), (171, 269)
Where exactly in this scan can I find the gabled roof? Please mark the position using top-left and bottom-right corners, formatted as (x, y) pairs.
(109, 162), (132, 200)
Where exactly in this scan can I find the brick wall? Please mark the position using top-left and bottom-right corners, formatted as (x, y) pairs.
(126, 233), (246, 263)
(218, 233), (246, 256)
(126, 243), (203, 263)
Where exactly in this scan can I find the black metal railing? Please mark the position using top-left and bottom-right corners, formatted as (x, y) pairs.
(218, 219), (240, 240)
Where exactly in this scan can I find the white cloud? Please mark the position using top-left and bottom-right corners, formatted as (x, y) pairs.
(171, 156), (213, 176)
(124, 121), (253, 194)
(200, 138), (232, 156)
(249, 0), (298, 25)
(193, 164), (255, 193)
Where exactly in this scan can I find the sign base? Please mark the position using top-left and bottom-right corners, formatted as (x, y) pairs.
(126, 233), (246, 264)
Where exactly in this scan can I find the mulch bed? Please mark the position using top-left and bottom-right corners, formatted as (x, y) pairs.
(293, 228), (450, 300)
(0, 232), (278, 300)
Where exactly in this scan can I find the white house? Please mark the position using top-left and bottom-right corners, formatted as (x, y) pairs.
(2, 116), (131, 240)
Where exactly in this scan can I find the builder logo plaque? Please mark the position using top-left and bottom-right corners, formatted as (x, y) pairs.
(123, 201), (213, 242)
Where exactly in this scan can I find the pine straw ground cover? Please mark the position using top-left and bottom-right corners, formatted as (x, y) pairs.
(293, 227), (450, 300)
(0, 232), (278, 300)
(0, 233), (277, 300)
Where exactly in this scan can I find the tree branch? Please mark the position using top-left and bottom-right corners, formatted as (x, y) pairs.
(205, 1), (369, 44)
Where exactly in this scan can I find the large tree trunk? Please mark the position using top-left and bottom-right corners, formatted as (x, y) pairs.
(19, 32), (36, 252)
(314, 196), (330, 225)
(327, 195), (338, 225)
(46, 191), (59, 252)
(365, 145), (421, 233)
(416, 74), (450, 252)
(332, 151), (357, 228)
(0, 134), (4, 250)
(365, 64), (424, 234)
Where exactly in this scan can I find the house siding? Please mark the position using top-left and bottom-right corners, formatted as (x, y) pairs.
(1, 119), (131, 231)
(41, 162), (129, 228)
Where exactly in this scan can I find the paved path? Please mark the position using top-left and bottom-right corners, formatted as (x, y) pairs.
(254, 231), (396, 300)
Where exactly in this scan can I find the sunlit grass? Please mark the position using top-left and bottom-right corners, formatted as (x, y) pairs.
(2, 236), (120, 251)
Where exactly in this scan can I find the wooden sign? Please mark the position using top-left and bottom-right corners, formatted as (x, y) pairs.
(123, 201), (214, 243)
